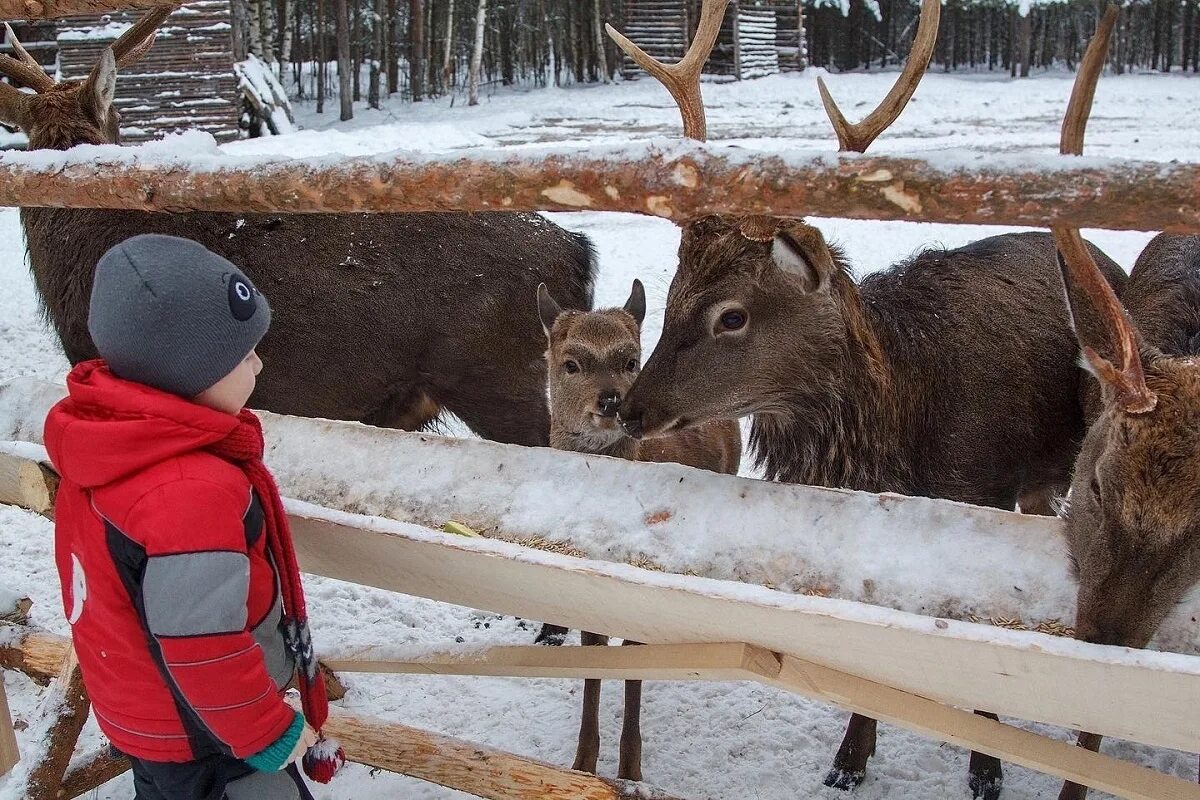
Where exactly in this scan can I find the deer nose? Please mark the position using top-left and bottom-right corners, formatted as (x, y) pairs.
(619, 413), (644, 439)
(597, 391), (622, 417)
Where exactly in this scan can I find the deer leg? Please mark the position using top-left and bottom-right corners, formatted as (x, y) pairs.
(824, 713), (877, 790)
(1057, 731), (1103, 800)
(572, 631), (607, 774)
(968, 712), (1004, 800)
(617, 640), (644, 782)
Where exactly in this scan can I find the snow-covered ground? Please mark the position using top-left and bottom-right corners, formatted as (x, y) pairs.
(0, 70), (1195, 799)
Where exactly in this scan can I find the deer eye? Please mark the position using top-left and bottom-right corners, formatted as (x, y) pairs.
(626, 359), (638, 372)
(719, 310), (747, 332)
(564, 360), (580, 375)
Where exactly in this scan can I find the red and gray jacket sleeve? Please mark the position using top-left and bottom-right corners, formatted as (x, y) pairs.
(124, 479), (296, 759)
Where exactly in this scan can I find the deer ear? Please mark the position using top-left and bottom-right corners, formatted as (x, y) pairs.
(537, 283), (562, 335)
(81, 48), (117, 120)
(623, 279), (646, 327)
(771, 234), (823, 293)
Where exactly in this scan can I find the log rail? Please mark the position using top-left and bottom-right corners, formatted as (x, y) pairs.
(0, 146), (1197, 233)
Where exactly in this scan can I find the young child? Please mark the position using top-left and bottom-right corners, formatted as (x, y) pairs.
(44, 234), (341, 799)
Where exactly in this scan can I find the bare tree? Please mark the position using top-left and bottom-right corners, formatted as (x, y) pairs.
(441, 0), (455, 91)
(280, 0), (295, 74)
(468, 0), (486, 105)
(592, 0), (608, 82)
(335, 0), (353, 119)
(410, 0), (424, 100)
(369, 0), (385, 106)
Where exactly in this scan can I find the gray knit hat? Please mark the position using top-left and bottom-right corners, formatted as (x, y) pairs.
(88, 234), (272, 397)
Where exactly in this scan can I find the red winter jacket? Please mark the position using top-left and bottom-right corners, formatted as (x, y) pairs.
(45, 361), (296, 763)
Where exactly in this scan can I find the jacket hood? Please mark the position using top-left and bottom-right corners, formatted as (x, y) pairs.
(44, 360), (240, 488)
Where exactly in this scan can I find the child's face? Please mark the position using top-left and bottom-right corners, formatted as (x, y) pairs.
(194, 350), (263, 415)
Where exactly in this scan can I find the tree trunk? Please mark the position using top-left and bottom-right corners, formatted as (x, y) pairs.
(369, 0), (384, 106)
(592, 0), (608, 82)
(442, 0), (456, 90)
(260, 0), (278, 68)
(387, 0), (398, 92)
(317, 0), (326, 112)
(247, 0), (265, 58)
(230, 0), (250, 60)
(468, 0), (486, 105)
(353, 0), (362, 101)
(280, 0), (295, 72)
(335, 0), (353, 120)
(1018, 7), (1032, 76)
(410, 0), (425, 100)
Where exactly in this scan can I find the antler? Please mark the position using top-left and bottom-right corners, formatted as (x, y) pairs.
(1, 23), (54, 93)
(605, 0), (728, 141)
(1051, 5), (1153, 414)
(111, 4), (175, 68)
(817, 0), (940, 153)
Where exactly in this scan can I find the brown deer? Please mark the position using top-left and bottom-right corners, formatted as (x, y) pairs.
(605, 1), (1124, 796)
(0, 11), (594, 446)
(1049, 10), (1200, 800)
(537, 279), (740, 782)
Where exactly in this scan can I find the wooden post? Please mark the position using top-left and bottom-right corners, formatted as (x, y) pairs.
(0, 0), (177, 18)
(0, 675), (19, 777)
(319, 704), (680, 800)
(25, 648), (90, 800)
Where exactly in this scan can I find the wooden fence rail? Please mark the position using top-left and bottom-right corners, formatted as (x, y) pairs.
(0, 146), (1197, 232)
(0, 0), (174, 18)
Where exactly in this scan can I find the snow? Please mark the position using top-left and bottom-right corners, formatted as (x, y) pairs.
(0, 72), (1196, 799)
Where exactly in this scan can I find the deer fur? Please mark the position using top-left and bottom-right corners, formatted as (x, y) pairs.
(618, 216), (1126, 797)
(537, 279), (740, 782)
(1053, 234), (1200, 800)
(0, 20), (594, 446)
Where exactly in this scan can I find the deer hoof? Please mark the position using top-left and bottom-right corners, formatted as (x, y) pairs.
(969, 771), (1003, 800)
(823, 767), (866, 791)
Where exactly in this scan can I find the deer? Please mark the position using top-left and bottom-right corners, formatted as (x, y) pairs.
(0, 10), (595, 447)
(535, 278), (740, 782)
(1048, 10), (1200, 800)
(605, 1), (1125, 797)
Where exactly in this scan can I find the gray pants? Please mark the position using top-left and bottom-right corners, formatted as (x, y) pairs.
(130, 754), (314, 800)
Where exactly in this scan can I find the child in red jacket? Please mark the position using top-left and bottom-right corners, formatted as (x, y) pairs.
(45, 234), (341, 799)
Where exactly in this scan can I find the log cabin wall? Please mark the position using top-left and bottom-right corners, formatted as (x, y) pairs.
(620, 0), (802, 80)
(56, 0), (240, 143)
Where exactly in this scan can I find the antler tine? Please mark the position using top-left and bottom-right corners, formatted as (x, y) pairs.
(817, 0), (940, 153)
(605, 0), (729, 141)
(1, 23), (53, 92)
(1051, 5), (1153, 414)
(111, 4), (176, 68)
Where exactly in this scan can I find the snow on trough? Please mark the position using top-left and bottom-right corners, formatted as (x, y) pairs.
(4, 376), (1199, 658)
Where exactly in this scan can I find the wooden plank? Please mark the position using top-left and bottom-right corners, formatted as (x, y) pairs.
(61, 748), (131, 798)
(319, 705), (681, 800)
(0, 627), (72, 685)
(0, 451), (55, 518)
(286, 508), (1200, 755)
(0, 145), (1196, 232)
(323, 642), (783, 682)
(0, 675), (19, 778)
(25, 647), (89, 800)
(766, 656), (1200, 800)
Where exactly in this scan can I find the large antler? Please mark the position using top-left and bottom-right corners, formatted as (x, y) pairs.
(1, 23), (54, 92)
(605, 0), (728, 141)
(110, 3), (175, 68)
(817, 0), (940, 153)
(1051, 5), (1153, 415)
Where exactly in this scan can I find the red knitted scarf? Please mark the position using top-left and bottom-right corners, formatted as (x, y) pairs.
(206, 411), (342, 780)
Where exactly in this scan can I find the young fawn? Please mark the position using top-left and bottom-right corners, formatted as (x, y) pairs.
(537, 279), (740, 781)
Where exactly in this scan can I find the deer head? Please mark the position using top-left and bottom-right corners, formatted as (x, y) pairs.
(539, 280), (647, 450)
(619, 216), (882, 439)
(0, 6), (173, 150)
